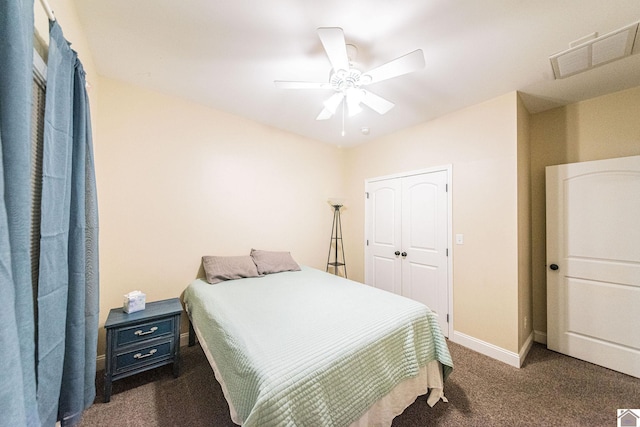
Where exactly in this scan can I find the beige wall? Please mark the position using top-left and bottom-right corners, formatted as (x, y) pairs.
(530, 85), (640, 336)
(517, 95), (532, 349)
(343, 92), (523, 353)
(95, 77), (344, 353)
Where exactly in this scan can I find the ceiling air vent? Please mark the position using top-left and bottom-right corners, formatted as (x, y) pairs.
(550, 21), (639, 79)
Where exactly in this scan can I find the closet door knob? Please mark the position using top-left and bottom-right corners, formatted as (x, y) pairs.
(401, 252), (407, 257)
(394, 251), (401, 256)
(550, 264), (559, 271)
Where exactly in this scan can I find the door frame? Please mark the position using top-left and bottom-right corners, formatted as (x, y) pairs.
(364, 164), (453, 338)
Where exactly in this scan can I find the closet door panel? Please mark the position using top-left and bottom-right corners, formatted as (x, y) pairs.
(405, 263), (438, 311)
(401, 171), (448, 334)
(366, 179), (402, 295)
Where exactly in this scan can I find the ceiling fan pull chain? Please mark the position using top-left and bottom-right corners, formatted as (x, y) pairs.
(341, 99), (346, 136)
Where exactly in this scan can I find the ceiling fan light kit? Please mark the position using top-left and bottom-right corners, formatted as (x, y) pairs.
(275, 27), (425, 134)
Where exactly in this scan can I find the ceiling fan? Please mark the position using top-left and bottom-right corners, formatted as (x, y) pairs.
(275, 27), (425, 121)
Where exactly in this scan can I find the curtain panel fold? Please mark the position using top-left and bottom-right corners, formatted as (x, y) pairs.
(58, 43), (100, 427)
(0, 0), (40, 426)
(36, 21), (100, 427)
(36, 20), (75, 426)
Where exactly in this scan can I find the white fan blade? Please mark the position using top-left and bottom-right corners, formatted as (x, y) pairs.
(316, 108), (333, 120)
(274, 81), (330, 89)
(323, 92), (344, 114)
(316, 92), (344, 120)
(361, 90), (394, 115)
(362, 49), (425, 84)
(317, 27), (350, 73)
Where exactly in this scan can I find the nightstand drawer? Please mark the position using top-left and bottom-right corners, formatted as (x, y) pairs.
(116, 317), (174, 347)
(115, 340), (172, 372)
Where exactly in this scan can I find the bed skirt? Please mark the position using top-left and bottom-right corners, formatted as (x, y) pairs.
(349, 359), (446, 427)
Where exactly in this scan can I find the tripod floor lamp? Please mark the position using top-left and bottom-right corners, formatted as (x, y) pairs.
(326, 201), (346, 278)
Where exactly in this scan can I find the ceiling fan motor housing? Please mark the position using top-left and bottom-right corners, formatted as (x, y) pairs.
(330, 69), (372, 92)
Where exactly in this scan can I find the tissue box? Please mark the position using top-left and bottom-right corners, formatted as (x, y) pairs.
(123, 291), (146, 313)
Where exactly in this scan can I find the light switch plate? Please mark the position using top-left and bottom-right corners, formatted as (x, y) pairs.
(455, 234), (464, 245)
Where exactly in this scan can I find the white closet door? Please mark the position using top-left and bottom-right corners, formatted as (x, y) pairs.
(401, 171), (449, 335)
(366, 179), (402, 295)
(547, 155), (640, 378)
(365, 169), (450, 337)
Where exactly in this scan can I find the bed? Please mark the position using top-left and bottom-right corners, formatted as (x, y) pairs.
(184, 261), (453, 427)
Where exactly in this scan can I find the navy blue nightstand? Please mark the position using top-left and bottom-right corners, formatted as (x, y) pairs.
(103, 298), (182, 402)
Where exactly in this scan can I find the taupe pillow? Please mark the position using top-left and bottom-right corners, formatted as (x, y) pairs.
(250, 249), (301, 275)
(202, 255), (260, 284)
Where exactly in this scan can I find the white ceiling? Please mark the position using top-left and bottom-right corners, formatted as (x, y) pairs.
(72, 0), (640, 147)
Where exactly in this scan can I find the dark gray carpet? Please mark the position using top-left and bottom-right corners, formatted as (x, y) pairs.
(80, 341), (640, 426)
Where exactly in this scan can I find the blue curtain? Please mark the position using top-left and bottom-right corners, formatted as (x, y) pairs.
(58, 35), (100, 427)
(0, 5), (99, 426)
(0, 0), (41, 426)
(36, 21), (100, 427)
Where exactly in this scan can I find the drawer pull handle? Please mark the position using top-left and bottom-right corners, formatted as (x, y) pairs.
(133, 349), (157, 359)
(134, 326), (158, 336)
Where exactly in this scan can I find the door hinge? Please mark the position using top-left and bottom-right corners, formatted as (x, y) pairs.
(365, 192), (369, 199)
(366, 239), (369, 246)
(445, 184), (448, 192)
(446, 314), (449, 323)
(446, 248), (449, 256)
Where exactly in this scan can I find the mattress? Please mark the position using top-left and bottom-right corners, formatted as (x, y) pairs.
(184, 266), (453, 426)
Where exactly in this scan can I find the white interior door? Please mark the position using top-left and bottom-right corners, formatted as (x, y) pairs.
(546, 155), (640, 378)
(401, 171), (449, 335)
(366, 179), (402, 295)
(365, 169), (450, 337)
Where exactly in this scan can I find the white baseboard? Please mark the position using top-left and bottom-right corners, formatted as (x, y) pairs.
(96, 332), (191, 372)
(180, 331), (191, 347)
(534, 330), (547, 345)
(96, 354), (105, 372)
(451, 331), (533, 368)
(519, 332), (533, 367)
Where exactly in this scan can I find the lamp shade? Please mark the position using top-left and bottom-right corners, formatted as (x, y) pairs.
(328, 197), (346, 207)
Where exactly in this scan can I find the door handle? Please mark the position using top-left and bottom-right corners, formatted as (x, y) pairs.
(401, 252), (407, 257)
(394, 251), (401, 256)
(549, 264), (559, 271)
